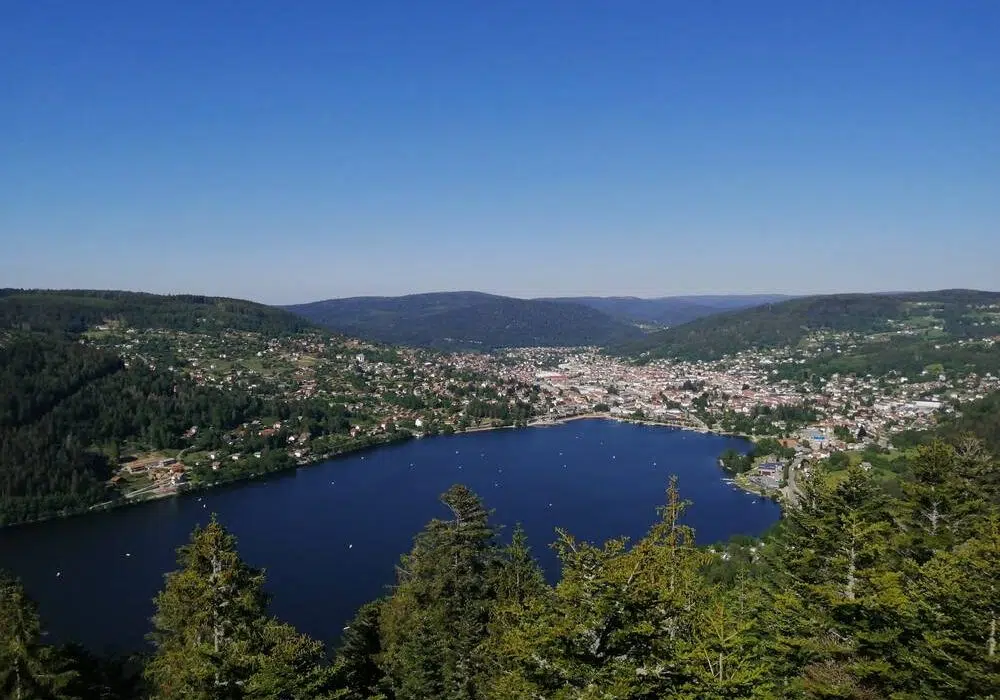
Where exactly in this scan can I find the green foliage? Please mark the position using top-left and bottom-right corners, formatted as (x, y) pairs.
(902, 515), (1000, 696)
(761, 467), (907, 696)
(0, 333), (296, 525)
(378, 485), (500, 700)
(331, 601), (389, 700)
(0, 573), (77, 699)
(145, 516), (332, 699)
(720, 437), (794, 475)
(487, 478), (732, 698)
(60, 644), (147, 700)
(939, 389), (1000, 455)
(7, 435), (1000, 698)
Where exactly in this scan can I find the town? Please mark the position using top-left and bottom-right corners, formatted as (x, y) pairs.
(81, 319), (1000, 506)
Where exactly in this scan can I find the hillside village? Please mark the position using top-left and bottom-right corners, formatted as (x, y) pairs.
(80, 318), (1000, 503)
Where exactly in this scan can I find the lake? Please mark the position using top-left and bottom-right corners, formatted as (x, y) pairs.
(0, 419), (780, 653)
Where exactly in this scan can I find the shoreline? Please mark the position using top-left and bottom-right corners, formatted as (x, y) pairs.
(3, 415), (763, 530)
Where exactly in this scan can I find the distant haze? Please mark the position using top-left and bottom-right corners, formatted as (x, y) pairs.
(2, 3), (998, 303)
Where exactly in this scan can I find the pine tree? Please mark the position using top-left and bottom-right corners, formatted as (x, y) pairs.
(492, 523), (546, 607)
(895, 441), (988, 565)
(243, 620), (333, 699)
(0, 572), (76, 700)
(687, 572), (773, 698)
(761, 467), (908, 697)
(901, 513), (1000, 698)
(331, 600), (390, 700)
(145, 516), (332, 699)
(60, 643), (147, 700)
(488, 477), (715, 699)
(378, 485), (499, 700)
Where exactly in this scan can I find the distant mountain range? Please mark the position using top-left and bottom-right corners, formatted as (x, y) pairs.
(282, 292), (646, 350)
(614, 289), (1000, 361)
(281, 292), (792, 351)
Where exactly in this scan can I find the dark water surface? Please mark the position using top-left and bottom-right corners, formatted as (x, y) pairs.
(0, 420), (780, 653)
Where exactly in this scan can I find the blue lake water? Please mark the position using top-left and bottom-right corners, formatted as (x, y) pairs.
(0, 419), (780, 653)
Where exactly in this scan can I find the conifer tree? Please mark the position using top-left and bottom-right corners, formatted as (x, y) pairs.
(895, 441), (988, 564)
(688, 572), (773, 698)
(0, 572), (75, 700)
(488, 478), (715, 698)
(60, 644), (147, 700)
(331, 600), (390, 700)
(379, 485), (499, 700)
(492, 523), (547, 607)
(243, 620), (333, 699)
(145, 516), (332, 699)
(901, 513), (1000, 697)
(761, 467), (907, 697)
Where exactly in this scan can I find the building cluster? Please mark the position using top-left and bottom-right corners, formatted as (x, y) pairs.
(87, 321), (999, 501)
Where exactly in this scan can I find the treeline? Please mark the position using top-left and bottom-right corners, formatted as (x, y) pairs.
(0, 289), (313, 337)
(717, 402), (819, 437)
(4, 436), (999, 698)
(463, 398), (533, 424)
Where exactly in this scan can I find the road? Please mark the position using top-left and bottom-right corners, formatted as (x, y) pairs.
(781, 456), (804, 507)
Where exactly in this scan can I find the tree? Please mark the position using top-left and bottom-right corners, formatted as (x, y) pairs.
(895, 441), (989, 565)
(761, 467), (908, 697)
(145, 516), (331, 699)
(331, 601), (389, 700)
(379, 485), (499, 700)
(901, 514), (1000, 697)
(487, 478), (717, 698)
(0, 572), (75, 700)
(492, 524), (546, 607)
(243, 620), (333, 699)
(688, 573), (773, 698)
(60, 644), (147, 700)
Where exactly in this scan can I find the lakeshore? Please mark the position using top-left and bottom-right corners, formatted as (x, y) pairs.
(12, 412), (770, 530)
(0, 419), (778, 652)
(4, 411), (776, 531)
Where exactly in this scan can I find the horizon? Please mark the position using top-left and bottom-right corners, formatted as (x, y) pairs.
(3, 2), (998, 303)
(5, 285), (999, 307)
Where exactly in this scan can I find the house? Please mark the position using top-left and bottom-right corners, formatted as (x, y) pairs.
(758, 462), (782, 478)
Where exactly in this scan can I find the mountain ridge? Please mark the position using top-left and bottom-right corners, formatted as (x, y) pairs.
(541, 294), (793, 326)
(283, 292), (647, 350)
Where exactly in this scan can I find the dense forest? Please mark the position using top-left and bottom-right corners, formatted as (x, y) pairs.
(284, 292), (646, 350)
(0, 333), (299, 525)
(617, 290), (1000, 361)
(0, 291), (322, 525)
(3, 431), (998, 699)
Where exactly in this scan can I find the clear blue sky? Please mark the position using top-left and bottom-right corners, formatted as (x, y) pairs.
(2, 1), (998, 303)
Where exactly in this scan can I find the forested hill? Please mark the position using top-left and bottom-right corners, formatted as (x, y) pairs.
(284, 291), (646, 349)
(0, 290), (314, 525)
(541, 294), (792, 326)
(616, 289), (1000, 361)
(0, 289), (314, 336)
